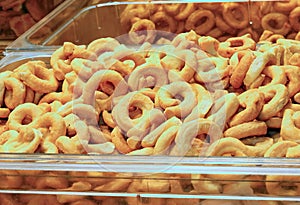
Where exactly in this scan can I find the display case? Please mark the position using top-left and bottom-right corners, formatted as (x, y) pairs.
(0, 0), (300, 204)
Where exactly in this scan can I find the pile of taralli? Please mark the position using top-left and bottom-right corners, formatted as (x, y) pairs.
(121, 1), (300, 43)
(0, 29), (299, 157)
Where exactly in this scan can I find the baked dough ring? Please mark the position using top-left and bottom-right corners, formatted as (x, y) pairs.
(258, 84), (289, 121)
(129, 19), (156, 44)
(112, 91), (154, 133)
(230, 89), (264, 127)
(261, 13), (291, 36)
(171, 118), (223, 156)
(222, 3), (249, 30)
(4, 77), (26, 110)
(150, 11), (177, 33)
(281, 109), (300, 142)
(7, 103), (44, 131)
(81, 69), (128, 111)
(16, 61), (59, 93)
(127, 57), (168, 91)
(185, 10), (215, 35)
(155, 81), (197, 119)
(218, 34), (256, 58)
(194, 56), (230, 84)
(162, 49), (197, 82)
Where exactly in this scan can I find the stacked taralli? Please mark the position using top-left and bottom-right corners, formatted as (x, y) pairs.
(0, 29), (299, 157)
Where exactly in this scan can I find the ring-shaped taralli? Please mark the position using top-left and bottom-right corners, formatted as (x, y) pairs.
(266, 175), (300, 196)
(4, 77), (26, 110)
(31, 112), (67, 143)
(218, 34), (256, 58)
(120, 8), (150, 32)
(163, 49), (197, 82)
(280, 109), (300, 143)
(17, 61), (59, 93)
(7, 103), (44, 131)
(127, 58), (168, 91)
(185, 10), (215, 35)
(81, 69), (128, 107)
(51, 42), (97, 80)
(194, 56), (230, 84)
(0, 128), (42, 153)
(87, 37), (121, 57)
(174, 3), (195, 21)
(222, 3), (249, 30)
(262, 66), (287, 86)
(150, 11), (177, 33)
(155, 81), (197, 119)
(71, 58), (104, 82)
(170, 118), (223, 156)
(230, 50), (256, 88)
(289, 6), (300, 31)
(274, 0), (298, 13)
(258, 84), (289, 121)
(261, 13), (291, 36)
(112, 91), (154, 133)
(129, 19), (156, 44)
(230, 89), (264, 127)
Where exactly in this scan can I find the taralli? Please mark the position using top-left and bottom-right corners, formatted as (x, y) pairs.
(1, 24), (300, 200)
(194, 56), (230, 84)
(215, 14), (236, 35)
(205, 137), (249, 157)
(171, 118), (223, 156)
(155, 81), (197, 119)
(222, 3), (249, 30)
(281, 109), (300, 142)
(32, 112), (66, 143)
(150, 11), (177, 33)
(224, 121), (268, 139)
(258, 84), (289, 121)
(243, 51), (277, 87)
(163, 49), (197, 82)
(229, 89), (264, 127)
(218, 34), (256, 58)
(128, 19), (156, 44)
(174, 3), (195, 21)
(185, 10), (215, 35)
(7, 103), (44, 131)
(51, 42), (97, 80)
(230, 50), (256, 88)
(127, 55), (168, 91)
(3, 77), (26, 109)
(0, 128), (42, 153)
(261, 13), (291, 36)
(16, 61), (59, 93)
(112, 91), (154, 133)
